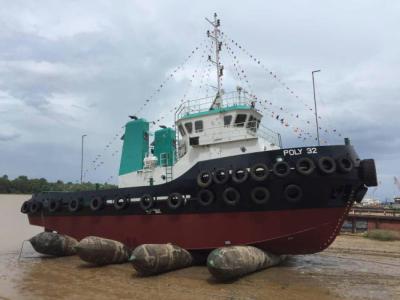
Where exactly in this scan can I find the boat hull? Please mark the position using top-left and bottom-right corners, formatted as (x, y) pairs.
(29, 204), (351, 255)
(23, 144), (374, 254)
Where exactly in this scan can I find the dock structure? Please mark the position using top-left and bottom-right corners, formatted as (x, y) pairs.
(343, 207), (400, 233)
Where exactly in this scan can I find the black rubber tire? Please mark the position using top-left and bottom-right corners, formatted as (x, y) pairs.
(250, 163), (269, 181)
(251, 187), (270, 205)
(48, 199), (61, 213)
(197, 189), (214, 206)
(337, 157), (353, 173)
(272, 161), (291, 177)
(90, 197), (105, 211)
(29, 201), (42, 213)
(317, 156), (336, 174)
(213, 168), (229, 184)
(197, 171), (213, 188)
(231, 168), (249, 184)
(140, 194), (154, 210)
(359, 159), (378, 187)
(114, 197), (130, 210)
(167, 193), (184, 209)
(68, 198), (82, 212)
(284, 184), (303, 203)
(296, 157), (315, 176)
(21, 201), (30, 214)
(222, 187), (240, 206)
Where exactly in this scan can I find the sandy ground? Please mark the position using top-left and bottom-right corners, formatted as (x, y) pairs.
(1, 194), (399, 300)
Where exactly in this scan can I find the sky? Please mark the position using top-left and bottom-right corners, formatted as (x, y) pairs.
(0, 0), (399, 200)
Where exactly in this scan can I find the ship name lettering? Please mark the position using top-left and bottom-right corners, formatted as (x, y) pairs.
(283, 148), (303, 156)
(306, 147), (318, 154)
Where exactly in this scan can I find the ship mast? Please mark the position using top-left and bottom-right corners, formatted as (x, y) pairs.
(206, 13), (224, 109)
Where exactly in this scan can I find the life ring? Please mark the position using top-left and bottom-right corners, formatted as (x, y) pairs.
(197, 171), (213, 188)
(68, 198), (82, 212)
(272, 161), (291, 177)
(21, 201), (30, 214)
(359, 159), (377, 187)
(251, 187), (270, 204)
(296, 157), (315, 176)
(284, 184), (303, 203)
(167, 193), (184, 209)
(231, 168), (249, 184)
(222, 187), (240, 206)
(213, 168), (229, 184)
(48, 199), (61, 212)
(90, 197), (105, 211)
(29, 201), (42, 213)
(197, 189), (214, 206)
(250, 163), (269, 181)
(317, 157), (336, 174)
(114, 197), (130, 210)
(140, 194), (154, 210)
(337, 157), (353, 173)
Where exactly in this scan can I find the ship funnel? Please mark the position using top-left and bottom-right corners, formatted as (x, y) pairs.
(119, 118), (149, 175)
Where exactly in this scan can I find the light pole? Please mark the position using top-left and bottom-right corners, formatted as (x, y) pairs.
(312, 70), (321, 146)
(81, 134), (87, 184)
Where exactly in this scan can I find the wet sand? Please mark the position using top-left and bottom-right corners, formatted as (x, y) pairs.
(1, 194), (399, 299)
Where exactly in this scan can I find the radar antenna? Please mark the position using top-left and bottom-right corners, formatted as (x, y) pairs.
(206, 13), (224, 109)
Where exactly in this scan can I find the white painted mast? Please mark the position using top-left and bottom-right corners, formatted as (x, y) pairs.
(206, 13), (224, 109)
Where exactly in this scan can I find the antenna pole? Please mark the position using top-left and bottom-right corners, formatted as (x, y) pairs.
(312, 70), (321, 146)
(206, 13), (223, 108)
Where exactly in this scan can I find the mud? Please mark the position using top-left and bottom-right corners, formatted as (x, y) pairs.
(1, 194), (400, 299)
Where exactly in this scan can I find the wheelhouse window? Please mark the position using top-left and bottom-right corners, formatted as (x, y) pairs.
(224, 115), (232, 126)
(194, 120), (203, 132)
(234, 114), (247, 127)
(184, 122), (193, 134)
(247, 115), (256, 131)
(178, 124), (186, 136)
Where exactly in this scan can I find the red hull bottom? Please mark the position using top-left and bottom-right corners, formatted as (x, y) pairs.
(29, 207), (348, 254)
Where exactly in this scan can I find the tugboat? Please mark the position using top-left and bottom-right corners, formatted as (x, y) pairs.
(21, 15), (377, 255)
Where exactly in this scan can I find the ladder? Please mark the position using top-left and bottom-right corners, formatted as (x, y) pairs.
(160, 153), (173, 182)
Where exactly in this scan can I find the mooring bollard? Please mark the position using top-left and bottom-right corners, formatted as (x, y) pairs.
(207, 245), (284, 281)
(75, 236), (131, 266)
(130, 244), (193, 276)
(29, 232), (78, 257)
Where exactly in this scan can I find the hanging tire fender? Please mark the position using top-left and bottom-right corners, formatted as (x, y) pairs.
(284, 184), (303, 203)
(68, 198), (82, 212)
(250, 163), (269, 181)
(251, 187), (270, 205)
(231, 168), (249, 184)
(222, 187), (241, 206)
(317, 157), (336, 174)
(197, 171), (213, 188)
(48, 199), (61, 212)
(114, 197), (130, 210)
(337, 157), (354, 173)
(167, 193), (184, 209)
(272, 161), (291, 177)
(197, 189), (214, 206)
(213, 168), (229, 184)
(140, 194), (154, 210)
(90, 197), (105, 211)
(296, 157), (315, 176)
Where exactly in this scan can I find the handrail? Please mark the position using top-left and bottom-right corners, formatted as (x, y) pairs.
(175, 91), (255, 120)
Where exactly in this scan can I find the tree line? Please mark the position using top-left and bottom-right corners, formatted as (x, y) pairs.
(0, 175), (117, 194)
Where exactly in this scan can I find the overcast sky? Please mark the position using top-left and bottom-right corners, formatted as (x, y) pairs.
(0, 0), (399, 200)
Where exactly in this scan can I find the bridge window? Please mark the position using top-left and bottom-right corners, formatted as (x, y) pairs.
(195, 120), (203, 132)
(224, 115), (232, 126)
(184, 122), (193, 134)
(247, 116), (256, 131)
(235, 114), (247, 127)
(178, 124), (186, 136)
